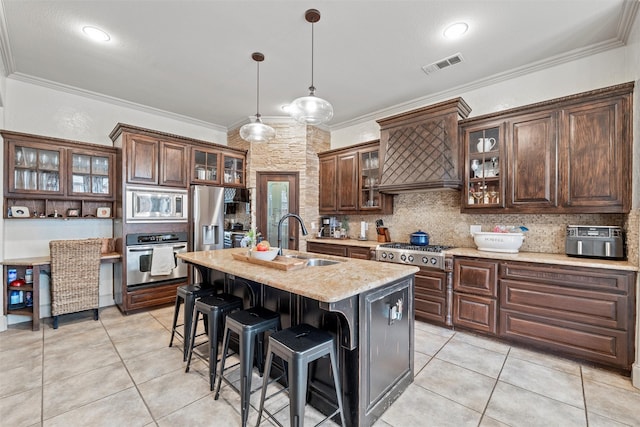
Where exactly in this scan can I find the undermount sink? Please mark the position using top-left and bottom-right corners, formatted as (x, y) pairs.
(306, 258), (342, 267)
(283, 253), (343, 266)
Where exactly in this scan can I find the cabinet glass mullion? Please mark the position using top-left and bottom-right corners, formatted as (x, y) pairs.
(360, 150), (380, 209)
(467, 127), (501, 207)
(13, 145), (60, 193)
(193, 149), (219, 182)
(71, 153), (110, 195)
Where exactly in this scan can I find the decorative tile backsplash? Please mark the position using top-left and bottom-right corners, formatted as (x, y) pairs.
(345, 189), (637, 266)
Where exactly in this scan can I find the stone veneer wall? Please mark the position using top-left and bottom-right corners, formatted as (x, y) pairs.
(228, 121), (330, 251)
(344, 190), (638, 266)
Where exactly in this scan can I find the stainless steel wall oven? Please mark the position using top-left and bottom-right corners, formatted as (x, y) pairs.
(125, 232), (188, 289)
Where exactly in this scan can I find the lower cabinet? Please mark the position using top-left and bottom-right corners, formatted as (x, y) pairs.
(451, 256), (635, 371)
(414, 268), (449, 326)
(307, 241), (375, 260)
(453, 258), (499, 334)
(498, 262), (635, 370)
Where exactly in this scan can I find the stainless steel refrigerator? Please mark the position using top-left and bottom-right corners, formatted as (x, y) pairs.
(191, 185), (225, 284)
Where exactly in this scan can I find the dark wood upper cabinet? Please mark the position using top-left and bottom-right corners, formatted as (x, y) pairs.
(337, 152), (359, 211)
(318, 140), (392, 215)
(560, 97), (628, 211)
(508, 111), (558, 209)
(126, 134), (159, 185)
(110, 123), (246, 191)
(460, 81), (633, 213)
(318, 155), (337, 212)
(160, 141), (187, 187)
(3, 130), (116, 219)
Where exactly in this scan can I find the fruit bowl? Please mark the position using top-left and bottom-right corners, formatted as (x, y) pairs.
(250, 247), (280, 261)
(473, 232), (524, 253)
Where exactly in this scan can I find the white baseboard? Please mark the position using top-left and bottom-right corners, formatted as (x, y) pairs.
(632, 362), (640, 389)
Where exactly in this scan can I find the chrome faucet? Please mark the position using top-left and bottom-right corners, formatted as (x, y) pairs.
(277, 213), (309, 255)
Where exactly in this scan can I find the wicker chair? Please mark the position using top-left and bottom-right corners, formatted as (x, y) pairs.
(49, 238), (102, 329)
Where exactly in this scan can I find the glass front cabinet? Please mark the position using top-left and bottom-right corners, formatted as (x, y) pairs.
(10, 143), (63, 195)
(359, 148), (381, 210)
(69, 150), (114, 198)
(462, 123), (504, 210)
(192, 148), (220, 184)
(223, 154), (245, 187)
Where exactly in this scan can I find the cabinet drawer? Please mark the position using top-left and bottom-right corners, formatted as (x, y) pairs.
(453, 293), (497, 334)
(306, 242), (348, 257)
(454, 258), (498, 297)
(501, 262), (632, 294)
(500, 310), (631, 370)
(348, 246), (373, 260)
(501, 279), (629, 330)
(415, 293), (447, 325)
(126, 282), (183, 310)
(416, 269), (446, 293)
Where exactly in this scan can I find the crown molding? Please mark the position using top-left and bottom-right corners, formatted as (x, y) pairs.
(330, 36), (628, 131)
(7, 72), (228, 132)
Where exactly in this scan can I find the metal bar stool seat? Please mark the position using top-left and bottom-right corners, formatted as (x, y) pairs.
(185, 293), (243, 390)
(255, 323), (346, 427)
(214, 306), (281, 427)
(168, 282), (219, 361)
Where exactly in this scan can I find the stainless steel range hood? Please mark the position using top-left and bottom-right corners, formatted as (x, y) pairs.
(376, 98), (471, 193)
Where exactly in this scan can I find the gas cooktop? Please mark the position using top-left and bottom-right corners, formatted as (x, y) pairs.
(376, 243), (454, 269)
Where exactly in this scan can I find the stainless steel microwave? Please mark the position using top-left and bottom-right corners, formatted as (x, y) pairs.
(125, 186), (188, 222)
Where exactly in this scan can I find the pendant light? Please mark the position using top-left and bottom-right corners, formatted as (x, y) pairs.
(288, 9), (333, 125)
(240, 52), (276, 143)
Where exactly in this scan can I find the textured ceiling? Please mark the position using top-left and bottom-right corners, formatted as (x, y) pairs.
(0, 0), (636, 130)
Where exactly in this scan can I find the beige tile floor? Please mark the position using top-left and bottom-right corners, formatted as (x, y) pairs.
(1, 305), (640, 427)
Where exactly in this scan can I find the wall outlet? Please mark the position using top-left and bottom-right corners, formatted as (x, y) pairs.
(470, 225), (481, 235)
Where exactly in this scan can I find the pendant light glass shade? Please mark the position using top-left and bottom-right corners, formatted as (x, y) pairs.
(289, 90), (333, 125)
(289, 9), (333, 125)
(240, 52), (276, 143)
(240, 118), (276, 143)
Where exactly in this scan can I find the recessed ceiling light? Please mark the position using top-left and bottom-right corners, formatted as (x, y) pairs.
(82, 26), (111, 42)
(443, 22), (468, 39)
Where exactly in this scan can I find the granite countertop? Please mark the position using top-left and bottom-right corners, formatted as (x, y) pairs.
(306, 238), (380, 249)
(178, 248), (418, 303)
(446, 248), (638, 271)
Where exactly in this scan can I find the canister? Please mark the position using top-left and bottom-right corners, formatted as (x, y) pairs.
(7, 268), (17, 284)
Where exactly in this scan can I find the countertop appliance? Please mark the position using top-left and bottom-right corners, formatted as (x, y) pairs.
(565, 225), (625, 259)
(376, 243), (454, 270)
(192, 185), (226, 283)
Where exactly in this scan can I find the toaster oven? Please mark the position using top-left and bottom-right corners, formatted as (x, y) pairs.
(565, 225), (625, 260)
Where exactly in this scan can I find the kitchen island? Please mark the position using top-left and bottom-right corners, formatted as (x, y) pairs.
(178, 248), (419, 427)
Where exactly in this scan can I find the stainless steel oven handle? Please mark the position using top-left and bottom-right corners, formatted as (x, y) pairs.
(127, 244), (186, 253)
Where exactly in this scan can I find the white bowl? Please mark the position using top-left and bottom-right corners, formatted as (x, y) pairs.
(249, 247), (280, 261)
(473, 232), (524, 253)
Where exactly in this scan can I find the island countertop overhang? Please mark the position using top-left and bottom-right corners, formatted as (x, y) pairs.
(177, 248), (419, 303)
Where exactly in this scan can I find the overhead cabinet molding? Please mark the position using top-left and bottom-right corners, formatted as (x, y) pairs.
(376, 98), (471, 193)
(460, 81), (634, 214)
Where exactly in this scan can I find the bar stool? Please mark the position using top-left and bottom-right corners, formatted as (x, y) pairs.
(185, 293), (243, 390)
(214, 306), (281, 427)
(168, 282), (218, 361)
(255, 323), (346, 427)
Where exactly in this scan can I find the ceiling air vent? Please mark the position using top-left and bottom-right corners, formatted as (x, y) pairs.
(422, 53), (464, 75)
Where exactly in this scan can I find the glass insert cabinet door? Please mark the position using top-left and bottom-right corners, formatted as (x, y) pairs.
(223, 155), (244, 186)
(193, 149), (219, 182)
(466, 126), (502, 207)
(71, 153), (110, 195)
(360, 149), (381, 209)
(13, 145), (61, 193)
